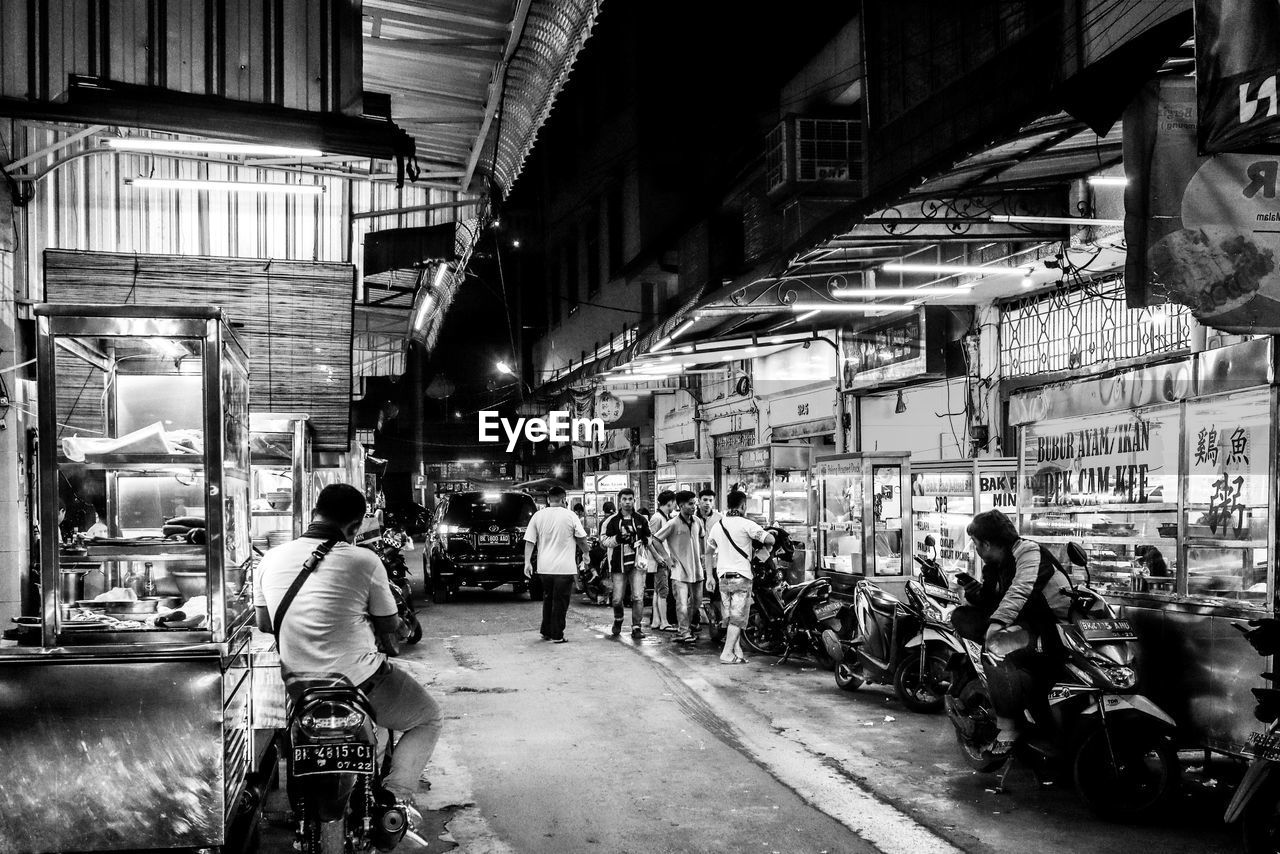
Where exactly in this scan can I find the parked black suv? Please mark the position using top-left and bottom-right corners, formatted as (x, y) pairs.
(426, 490), (540, 603)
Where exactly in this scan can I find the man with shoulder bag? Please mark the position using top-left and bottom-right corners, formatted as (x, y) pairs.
(706, 489), (775, 664)
(254, 484), (443, 823)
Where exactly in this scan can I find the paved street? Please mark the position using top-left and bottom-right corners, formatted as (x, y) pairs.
(261, 561), (1240, 854)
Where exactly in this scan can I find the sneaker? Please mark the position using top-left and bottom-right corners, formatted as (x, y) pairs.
(631, 626), (645, 639)
(553, 637), (568, 644)
(611, 618), (623, 637)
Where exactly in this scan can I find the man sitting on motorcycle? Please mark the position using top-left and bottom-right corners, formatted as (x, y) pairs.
(255, 484), (443, 824)
(958, 509), (1074, 754)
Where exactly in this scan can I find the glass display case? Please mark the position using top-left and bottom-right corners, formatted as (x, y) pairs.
(814, 452), (912, 593)
(1018, 389), (1273, 607)
(35, 304), (253, 646)
(738, 444), (814, 578)
(582, 470), (655, 532)
(911, 459), (1018, 579)
(249, 412), (313, 546)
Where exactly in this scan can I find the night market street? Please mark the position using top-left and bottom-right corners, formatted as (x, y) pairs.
(262, 558), (1236, 854)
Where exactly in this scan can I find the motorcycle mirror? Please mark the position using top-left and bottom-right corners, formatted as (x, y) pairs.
(1066, 542), (1088, 567)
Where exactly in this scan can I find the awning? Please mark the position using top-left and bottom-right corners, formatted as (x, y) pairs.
(44, 249), (357, 452)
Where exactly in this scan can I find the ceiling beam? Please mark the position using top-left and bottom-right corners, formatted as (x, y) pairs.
(462, 0), (533, 193)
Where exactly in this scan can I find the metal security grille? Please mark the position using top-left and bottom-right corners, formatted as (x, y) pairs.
(764, 122), (789, 192)
(796, 118), (860, 182)
(999, 279), (1192, 378)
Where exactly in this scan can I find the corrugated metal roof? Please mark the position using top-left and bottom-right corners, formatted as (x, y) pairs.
(362, 0), (601, 195)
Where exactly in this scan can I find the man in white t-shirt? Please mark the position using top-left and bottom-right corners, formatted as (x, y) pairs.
(524, 486), (589, 643)
(707, 489), (775, 664)
(254, 484), (442, 816)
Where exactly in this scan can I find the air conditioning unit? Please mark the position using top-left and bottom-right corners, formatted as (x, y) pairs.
(765, 115), (864, 198)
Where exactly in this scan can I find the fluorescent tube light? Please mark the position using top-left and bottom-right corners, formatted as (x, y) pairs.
(650, 336), (672, 352)
(412, 294), (435, 331)
(125, 178), (325, 194)
(1087, 176), (1128, 187)
(794, 310), (821, 322)
(107, 138), (323, 157)
(987, 214), (1123, 227)
(698, 302), (917, 314)
(832, 287), (966, 297)
(881, 263), (1024, 276)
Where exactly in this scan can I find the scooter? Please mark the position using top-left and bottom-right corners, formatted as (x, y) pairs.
(1224, 617), (1280, 853)
(741, 528), (845, 667)
(367, 524), (423, 645)
(829, 555), (957, 712)
(942, 542), (1180, 821)
(285, 681), (408, 853)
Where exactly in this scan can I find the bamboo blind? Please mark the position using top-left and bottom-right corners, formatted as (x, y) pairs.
(44, 250), (356, 451)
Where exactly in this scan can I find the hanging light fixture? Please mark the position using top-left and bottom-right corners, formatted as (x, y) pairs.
(895, 389), (908, 414)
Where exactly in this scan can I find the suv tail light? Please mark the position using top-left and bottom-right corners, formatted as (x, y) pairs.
(438, 524), (471, 535)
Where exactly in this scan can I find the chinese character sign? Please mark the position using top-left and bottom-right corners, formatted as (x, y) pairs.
(1184, 391), (1268, 540)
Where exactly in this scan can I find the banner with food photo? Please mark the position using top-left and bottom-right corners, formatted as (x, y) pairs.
(1194, 0), (1280, 154)
(1124, 76), (1280, 331)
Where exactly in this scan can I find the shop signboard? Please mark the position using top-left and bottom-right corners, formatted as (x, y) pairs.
(712, 430), (755, 458)
(1125, 76), (1280, 331)
(1019, 406), (1179, 510)
(1194, 0), (1280, 154)
(435, 480), (474, 494)
(1183, 390), (1270, 544)
(595, 473), (629, 494)
(840, 308), (950, 392)
(739, 447), (771, 471)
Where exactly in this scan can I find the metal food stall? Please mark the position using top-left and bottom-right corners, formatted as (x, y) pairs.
(656, 459), (714, 497)
(813, 452), (913, 597)
(910, 459), (1018, 579)
(0, 305), (264, 852)
(738, 444), (814, 582)
(583, 470), (656, 532)
(249, 412), (313, 546)
(1010, 337), (1275, 758)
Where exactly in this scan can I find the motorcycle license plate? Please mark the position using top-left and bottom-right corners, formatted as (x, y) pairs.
(1077, 619), (1135, 641)
(293, 743), (375, 777)
(814, 601), (841, 621)
(1249, 730), (1280, 761)
(478, 534), (509, 545)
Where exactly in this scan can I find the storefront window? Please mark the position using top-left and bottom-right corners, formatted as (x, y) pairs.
(1020, 403), (1181, 591)
(1182, 390), (1270, 604)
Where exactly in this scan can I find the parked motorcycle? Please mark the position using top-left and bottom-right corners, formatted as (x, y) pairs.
(942, 542), (1179, 820)
(1225, 617), (1280, 853)
(285, 682), (408, 853)
(741, 528), (844, 666)
(830, 554), (957, 712)
(366, 524), (423, 645)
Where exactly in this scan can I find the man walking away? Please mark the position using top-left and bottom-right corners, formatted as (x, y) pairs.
(647, 491), (677, 631)
(524, 486), (589, 643)
(653, 490), (707, 644)
(601, 487), (653, 638)
(708, 489), (775, 664)
(254, 484), (442, 822)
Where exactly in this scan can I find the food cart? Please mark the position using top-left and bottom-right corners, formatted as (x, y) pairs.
(583, 470), (655, 532)
(0, 304), (264, 852)
(656, 459), (714, 497)
(249, 412), (313, 545)
(813, 452), (913, 597)
(737, 444), (814, 582)
(1009, 336), (1274, 758)
(910, 459), (1019, 578)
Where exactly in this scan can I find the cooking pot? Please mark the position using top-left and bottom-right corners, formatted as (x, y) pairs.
(59, 570), (89, 602)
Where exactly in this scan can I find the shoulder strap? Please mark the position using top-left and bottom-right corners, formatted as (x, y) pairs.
(272, 539), (339, 639)
(719, 519), (752, 562)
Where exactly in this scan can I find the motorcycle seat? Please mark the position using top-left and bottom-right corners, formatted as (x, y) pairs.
(866, 587), (898, 616)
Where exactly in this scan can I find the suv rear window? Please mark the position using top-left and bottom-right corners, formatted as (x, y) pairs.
(442, 492), (537, 527)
